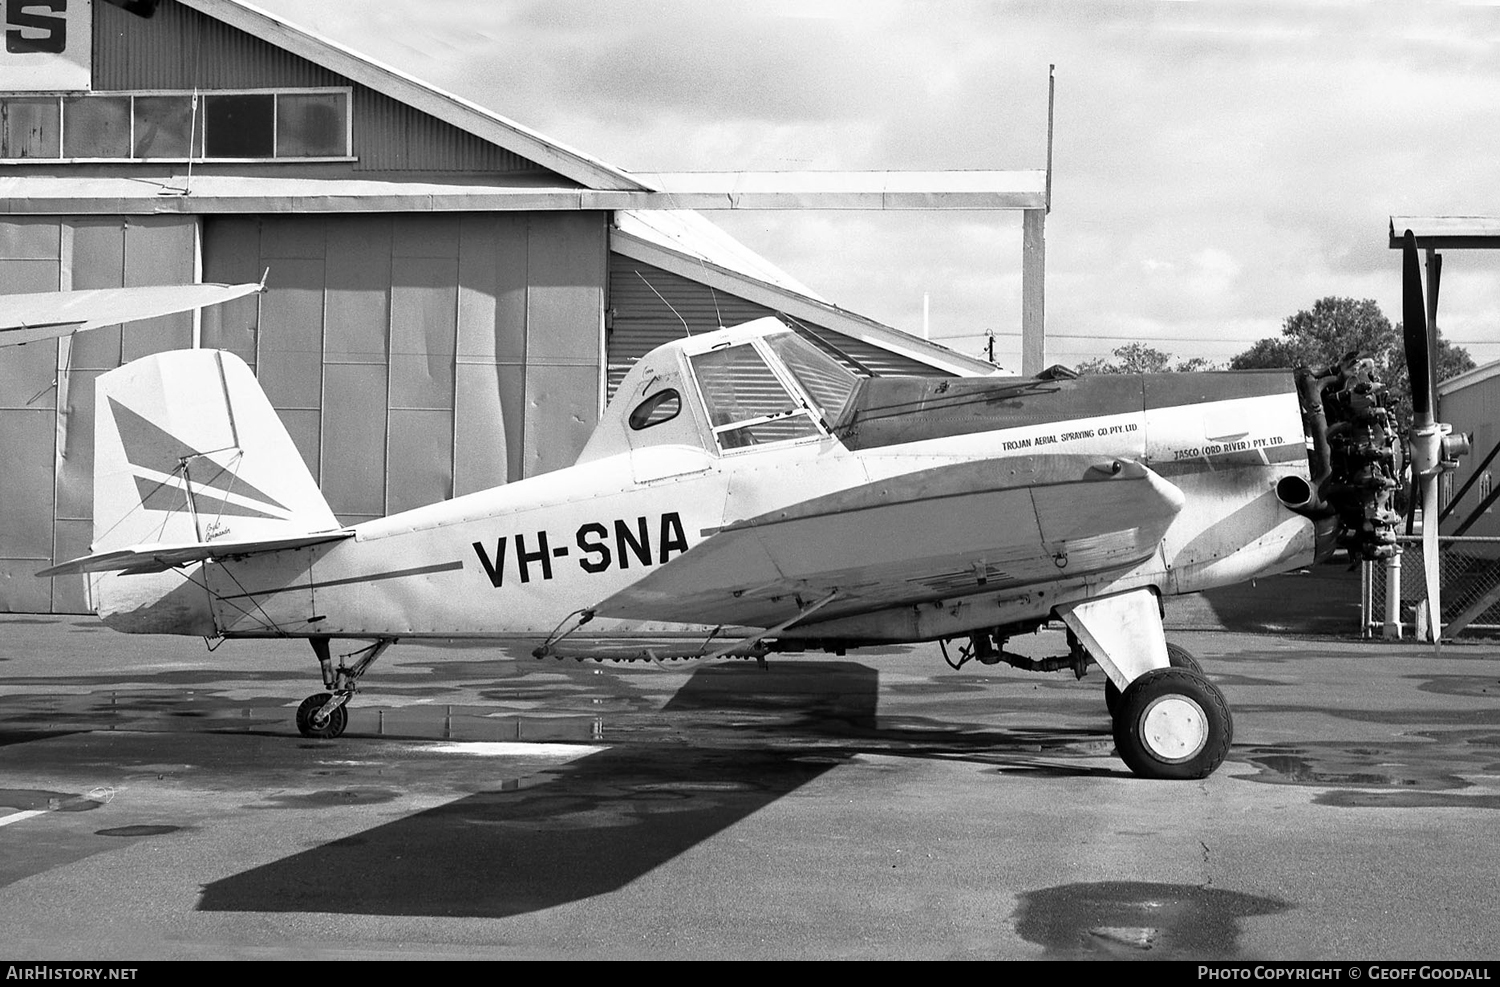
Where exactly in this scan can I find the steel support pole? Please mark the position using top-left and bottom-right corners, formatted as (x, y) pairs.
(1021, 208), (1046, 375)
(1383, 552), (1403, 639)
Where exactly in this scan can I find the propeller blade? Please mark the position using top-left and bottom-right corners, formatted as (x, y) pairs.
(1422, 475), (1442, 644)
(1402, 229), (1433, 424)
(1427, 251), (1442, 421)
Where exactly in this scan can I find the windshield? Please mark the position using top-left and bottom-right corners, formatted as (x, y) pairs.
(765, 332), (859, 421)
(690, 342), (822, 450)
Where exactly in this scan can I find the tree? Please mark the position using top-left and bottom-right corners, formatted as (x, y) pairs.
(1075, 341), (1219, 375)
(1229, 296), (1475, 424)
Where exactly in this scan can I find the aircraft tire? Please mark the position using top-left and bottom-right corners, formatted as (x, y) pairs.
(1103, 642), (1203, 716)
(1111, 667), (1233, 780)
(296, 693), (348, 739)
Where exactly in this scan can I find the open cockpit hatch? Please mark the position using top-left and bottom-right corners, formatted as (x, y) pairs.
(577, 317), (862, 473)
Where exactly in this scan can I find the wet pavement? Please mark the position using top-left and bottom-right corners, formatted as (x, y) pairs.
(0, 612), (1497, 960)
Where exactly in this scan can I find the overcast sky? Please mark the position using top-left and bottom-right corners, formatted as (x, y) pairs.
(252, 0), (1500, 371)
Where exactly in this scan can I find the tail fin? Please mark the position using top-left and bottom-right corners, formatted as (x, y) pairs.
(86, 349), (340, 633)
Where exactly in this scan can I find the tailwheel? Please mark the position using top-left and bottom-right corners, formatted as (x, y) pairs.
(296, 692), (348, 739)
(1111, 667), (1233, 780)
(1104, 642), (1202, 716)
(296, 637), (396, 739)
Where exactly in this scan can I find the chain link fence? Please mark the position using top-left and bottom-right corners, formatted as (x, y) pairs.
(1362, 535), (1500, 637)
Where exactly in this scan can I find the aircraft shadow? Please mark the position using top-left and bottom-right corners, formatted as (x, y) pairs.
(198, 742), (838, 918)
(197, 663), (871, 918)
(1175, 563), (1361, 635)
(198, 661), (1113, 918)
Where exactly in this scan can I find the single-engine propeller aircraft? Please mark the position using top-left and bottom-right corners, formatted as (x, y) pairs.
(35, 234), (1461, 779)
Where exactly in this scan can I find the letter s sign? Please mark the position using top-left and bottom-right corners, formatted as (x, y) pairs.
(7, 1), (67, 54)
(0, 0), (90, 91)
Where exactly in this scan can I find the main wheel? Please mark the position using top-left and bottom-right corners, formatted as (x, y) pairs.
(1104, 642), (1203, 715)
(1111, 667), (1232, 779)
(296, 693), (348, 739)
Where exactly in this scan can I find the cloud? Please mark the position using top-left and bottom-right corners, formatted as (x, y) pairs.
(254, 0), (1500, 366)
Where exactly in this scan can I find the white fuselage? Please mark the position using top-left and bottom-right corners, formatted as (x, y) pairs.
(184, 390), (1312, 643)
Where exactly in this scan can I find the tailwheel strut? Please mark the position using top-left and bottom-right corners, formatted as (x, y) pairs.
(296, 636), (398, 739)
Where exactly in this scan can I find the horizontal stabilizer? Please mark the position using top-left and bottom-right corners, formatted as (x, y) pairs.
(38, 530), (353, 577)
(0, 282), (263, 346)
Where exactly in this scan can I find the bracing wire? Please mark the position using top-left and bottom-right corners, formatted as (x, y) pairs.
(635, 270), (693, 337)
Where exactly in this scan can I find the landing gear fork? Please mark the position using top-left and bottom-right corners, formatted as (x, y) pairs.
(296, 636), (398, 739)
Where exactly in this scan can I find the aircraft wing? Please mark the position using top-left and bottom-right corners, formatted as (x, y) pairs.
(589, 457), (1185, 629)
(36, 530), (354, 578)
(0, 282), (263, 346)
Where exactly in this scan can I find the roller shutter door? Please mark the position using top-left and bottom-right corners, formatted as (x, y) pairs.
(607, 256), (950, 399)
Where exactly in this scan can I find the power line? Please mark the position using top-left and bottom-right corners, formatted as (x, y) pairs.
(934, 330), (1500, 345)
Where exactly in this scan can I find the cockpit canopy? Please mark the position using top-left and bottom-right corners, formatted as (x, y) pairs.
(576, 318), (861, 467)
(689, 328), (858, 448)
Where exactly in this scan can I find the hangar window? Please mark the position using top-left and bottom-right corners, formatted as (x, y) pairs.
(0, 89), (351, 161)
(64, 96), (130, 158)
(201, 94), (275, 157)
(0, 97), (60, 157)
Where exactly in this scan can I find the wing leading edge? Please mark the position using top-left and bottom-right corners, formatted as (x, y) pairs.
(590, 456), (1185, 629)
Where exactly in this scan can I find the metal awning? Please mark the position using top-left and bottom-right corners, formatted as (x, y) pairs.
(0, 171), (1049, 216)
(634, 170), (1048, 210)
(1389, 217), (1500, 249)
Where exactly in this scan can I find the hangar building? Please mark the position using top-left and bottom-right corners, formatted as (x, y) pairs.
(1438, 363), (1500, 540)
(0, 0), (990, 613)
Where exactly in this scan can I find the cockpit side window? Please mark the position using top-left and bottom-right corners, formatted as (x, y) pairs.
(628, 389), (681, 430)
(690, 343), (821, 450)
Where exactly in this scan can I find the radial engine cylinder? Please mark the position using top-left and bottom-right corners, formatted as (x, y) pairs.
(1285, 355), (1401, 561)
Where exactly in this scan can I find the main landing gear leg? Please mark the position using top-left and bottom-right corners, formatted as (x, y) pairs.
(1057, 589), (1232, 780)
(296, 636), (398, 739)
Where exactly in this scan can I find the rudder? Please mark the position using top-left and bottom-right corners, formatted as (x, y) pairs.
(88, 349), (339, 633)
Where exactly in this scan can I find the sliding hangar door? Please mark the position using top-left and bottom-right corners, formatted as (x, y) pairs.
(0, 210), (607, 613)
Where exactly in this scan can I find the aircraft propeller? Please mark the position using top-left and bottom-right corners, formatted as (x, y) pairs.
(1401, 229), (1470, 645)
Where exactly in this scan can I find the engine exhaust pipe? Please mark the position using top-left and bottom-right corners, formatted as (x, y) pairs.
(1275, 474), (1317, 513)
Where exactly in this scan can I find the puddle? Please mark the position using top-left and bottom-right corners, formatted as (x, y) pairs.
(1313, 790), (1500, 810)
(0, 789), (108, 813)
(1014, 880), (1290, 959)
(252, 788), (402, 809)
(1243, 745), (1475, 793)
(96, 825), (182, 837)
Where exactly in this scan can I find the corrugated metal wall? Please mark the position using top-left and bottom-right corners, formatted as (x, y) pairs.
(606, 256), (950, 398)
(1440, 382), (1500, 538)
(0, 211), (604, 613)
(0, 215), (199, 613)
(92, 0), (549, 176)
(202, 211), (606, 525)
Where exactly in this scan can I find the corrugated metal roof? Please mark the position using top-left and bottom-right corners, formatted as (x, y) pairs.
(1439, 358), (1500, 396)
(611, 212), (1002, 378)
(175, 0), (651, 191)
(92, 2), (546, 175)
(614, 211), (825, 301)
(607, 256), (950, 396)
